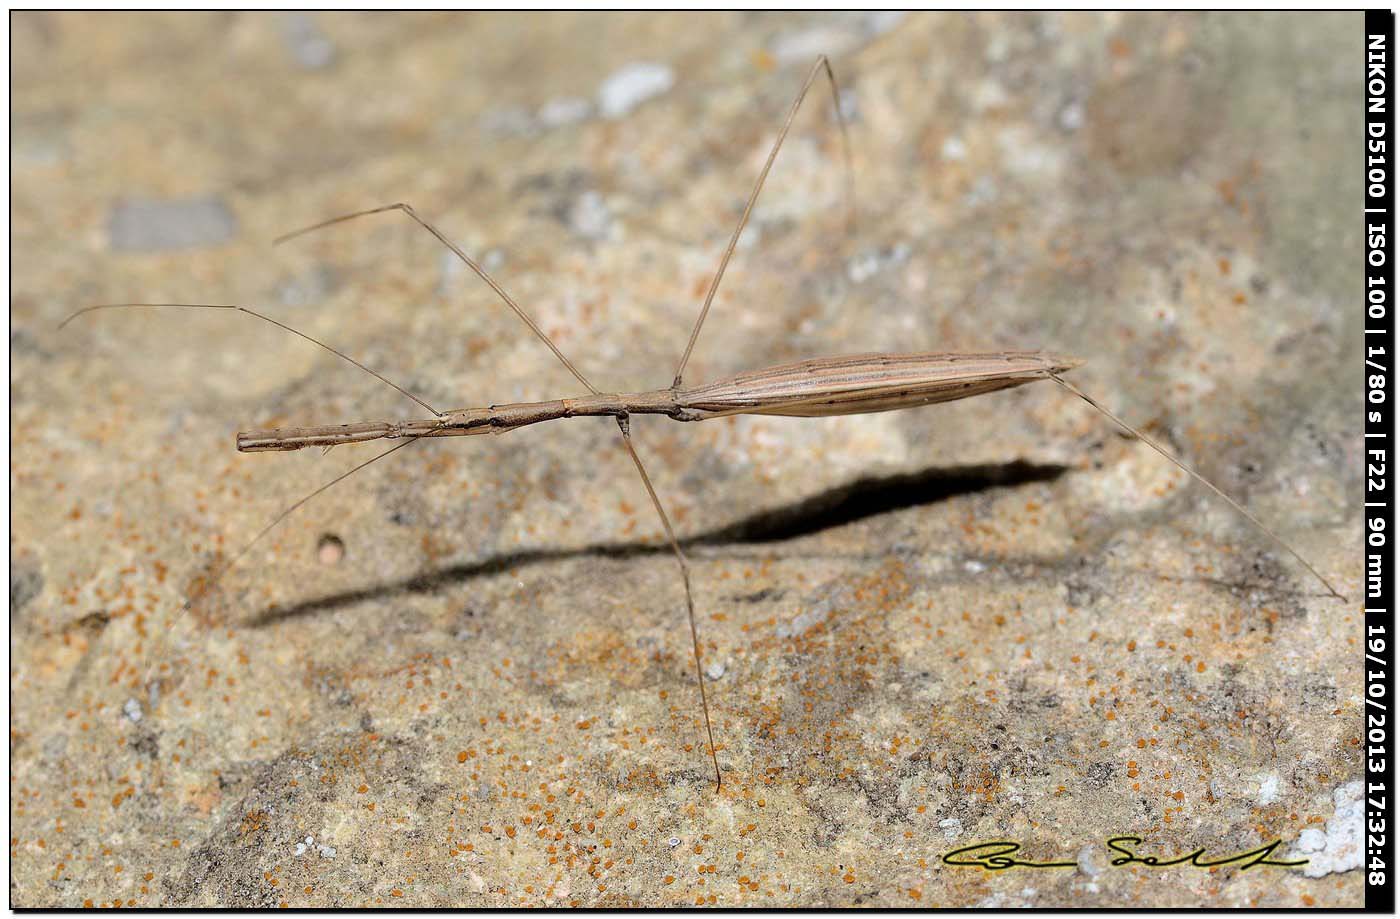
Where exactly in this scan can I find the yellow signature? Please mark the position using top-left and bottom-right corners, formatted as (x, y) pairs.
(942, 837), (1307, 872)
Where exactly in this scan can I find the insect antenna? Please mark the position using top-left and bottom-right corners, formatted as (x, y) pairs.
(672, 54), (853, 390)
(60, 302), (442, 415)
(1049, 372), (1347, 602)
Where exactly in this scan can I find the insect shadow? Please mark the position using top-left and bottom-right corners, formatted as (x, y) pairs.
(247, 458), (1070, 627)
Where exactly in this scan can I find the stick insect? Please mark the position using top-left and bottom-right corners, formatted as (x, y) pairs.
(63, 56), (1346, 792)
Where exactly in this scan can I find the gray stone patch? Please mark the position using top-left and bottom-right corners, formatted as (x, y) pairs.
(107, 196), (237, 252)
(280, 13), (336, 70)
(9, 557), (44, 615)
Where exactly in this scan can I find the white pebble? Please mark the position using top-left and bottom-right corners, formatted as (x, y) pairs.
(1076, 844), (1104, 877)
(770, 26), (864, 65)
(568, 191), (613, 241)
(598, 62), (674, 119)
(1057, 101), (1084, 133)
(1257, 772), (1282, 805)
(864, 11), (907, 34)
(123, 698), (143, 723)
(539, 97), (593, 128)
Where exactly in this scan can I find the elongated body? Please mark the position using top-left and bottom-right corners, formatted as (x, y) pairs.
(237, 351), (1084, 452)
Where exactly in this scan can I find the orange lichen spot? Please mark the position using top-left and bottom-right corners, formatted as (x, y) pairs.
(1196, 661), (1207, 673)
(357, 784), (369, 794)
(1127, 640), (1136, 651)
(457, 751), (468, 764)
(391, 889), (404, 898)
(909, 889), (922, 900)
(576, 720), (592, 730)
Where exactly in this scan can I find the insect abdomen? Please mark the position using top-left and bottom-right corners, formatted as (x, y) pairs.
(679, 352), (1084, 418)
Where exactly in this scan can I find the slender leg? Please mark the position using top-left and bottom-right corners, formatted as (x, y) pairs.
(275, 202), (599, 395)
(1050, 373), (1346, 601)
(615, 416), (722, 791)
(672, 55), (853, 389)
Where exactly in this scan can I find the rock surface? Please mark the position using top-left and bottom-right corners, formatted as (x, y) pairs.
(12, 12), (1363, 908)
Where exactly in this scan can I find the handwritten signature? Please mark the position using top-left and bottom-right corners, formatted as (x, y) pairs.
(943, 837), (1308, 873)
